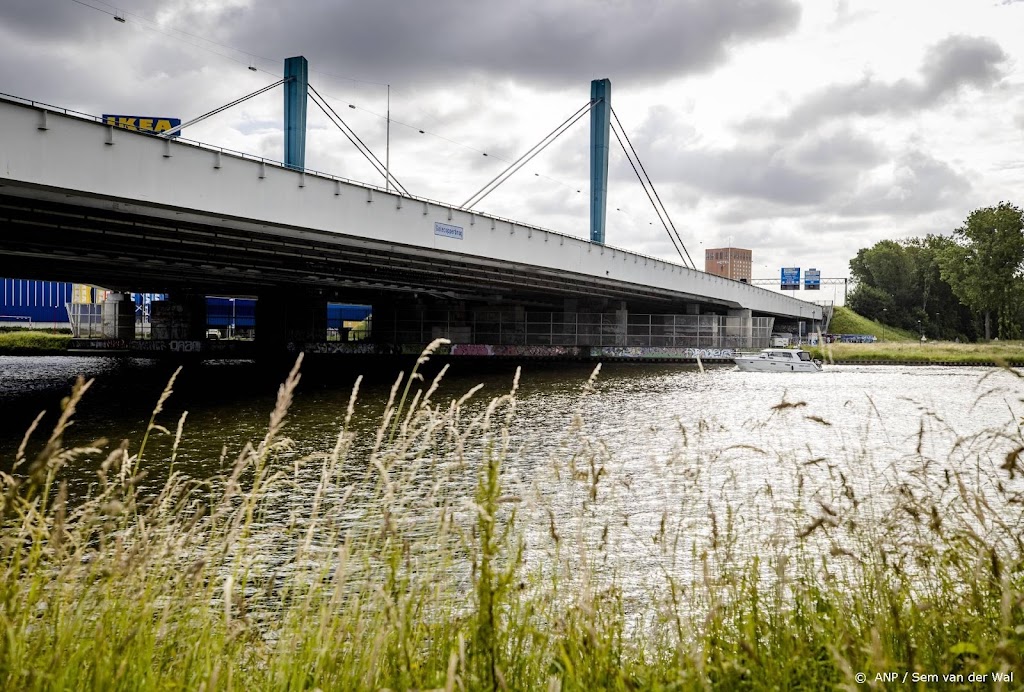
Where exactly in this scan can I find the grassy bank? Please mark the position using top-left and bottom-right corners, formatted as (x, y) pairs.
(0, 330), (70, 354)
(810, 340), (1024, 364)
(1, 342), (1022, 690)
(828, 306), (918, 342)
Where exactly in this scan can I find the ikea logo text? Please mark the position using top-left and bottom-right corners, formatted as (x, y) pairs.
(102, 115), (182, 136)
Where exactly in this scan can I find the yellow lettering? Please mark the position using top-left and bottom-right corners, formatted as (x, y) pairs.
(104, 115), (116, 126)
(153, 119), (171, 133)
(117, 117), (137, 131)
(139, 118), (154, 131)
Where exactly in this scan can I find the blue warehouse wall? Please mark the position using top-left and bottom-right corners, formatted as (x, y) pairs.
(0, 278), (74, 323)
(1, 279), (372, 332)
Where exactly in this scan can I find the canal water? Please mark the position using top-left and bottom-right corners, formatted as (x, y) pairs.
(1, 355), (1021, 582)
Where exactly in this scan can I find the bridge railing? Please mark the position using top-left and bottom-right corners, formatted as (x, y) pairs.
(375, 310), (773, 349)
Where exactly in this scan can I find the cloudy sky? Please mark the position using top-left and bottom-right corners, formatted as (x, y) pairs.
(2, 0), (1023, 301)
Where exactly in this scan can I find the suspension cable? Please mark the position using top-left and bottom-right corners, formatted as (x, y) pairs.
(610, 106), (696, 270)
(307, 90), (391, 186)
(160, 78), (288, 137)
(461, 100), (595, 210)
(609, 123), (687, 266)
(308, 83), (410, 196)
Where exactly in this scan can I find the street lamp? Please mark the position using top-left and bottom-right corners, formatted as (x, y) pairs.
(934, 312), (940, 340)
(917, 319), (923, 342)
(229, 298), (236, 338)
(881, 308), (887, 342)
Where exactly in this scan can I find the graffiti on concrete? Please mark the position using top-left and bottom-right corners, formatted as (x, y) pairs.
(169, 340), (203, 353)
(293, 342), (384, 355)
(594, 347), (736, 360)
(69, 339), (130, 350)
(130, 340), (169, 352)
(451, 344), (493, 356)
(450, 344), (583, 358)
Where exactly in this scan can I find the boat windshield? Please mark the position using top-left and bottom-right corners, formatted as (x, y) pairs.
(798, 351), (811, 361)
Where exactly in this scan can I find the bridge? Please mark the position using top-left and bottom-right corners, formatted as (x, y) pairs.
(0, 65), (822, 360)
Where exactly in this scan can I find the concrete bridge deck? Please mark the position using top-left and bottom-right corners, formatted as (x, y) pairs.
(0, 95), (821, 324)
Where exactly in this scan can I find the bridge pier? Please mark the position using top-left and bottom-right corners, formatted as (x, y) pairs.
(151, 293), (207, 340)
(100, 292), (135, 339)
(256, 289), (327, 354)
(727, 308), (753, 349)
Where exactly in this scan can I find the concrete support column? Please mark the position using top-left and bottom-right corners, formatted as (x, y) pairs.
(561, 298), (578, 346)
(614, 300), (628, 347)
(370, 300), (400, 343)
(257, 289), (327, 353)
(727, 308), (753, 348)
(101, 292), (135, 339)
(151, 293), (206, 340)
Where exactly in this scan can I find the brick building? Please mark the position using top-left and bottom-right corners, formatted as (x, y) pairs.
(704, 247), (752, 282)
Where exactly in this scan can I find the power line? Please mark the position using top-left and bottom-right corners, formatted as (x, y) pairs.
(308, 84), (410, 196)
(161, 78), (288, 137)
(65, 0), (590, 202)
(461, 100), (594, 209)
(67, 0), (637, 229)
(69, 0), (273, 71)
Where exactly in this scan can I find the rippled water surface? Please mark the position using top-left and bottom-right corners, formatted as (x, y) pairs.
(1, 355), (1020, 483)
(2, 355), (1021, 573)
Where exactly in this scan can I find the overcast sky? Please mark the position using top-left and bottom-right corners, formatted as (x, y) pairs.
(2, 0), (1022, 301)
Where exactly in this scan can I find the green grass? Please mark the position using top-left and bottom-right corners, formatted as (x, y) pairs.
(1, 341), (1022, 690)
(827, 306), (918, 341)
(0, 330), (71, 353)
(812, 340), (1024, 363)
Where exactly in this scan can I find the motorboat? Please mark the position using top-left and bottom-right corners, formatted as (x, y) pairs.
(734, 348), (822, 373)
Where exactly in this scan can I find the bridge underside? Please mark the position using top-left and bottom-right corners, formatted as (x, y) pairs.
(0, 185), (718, 313)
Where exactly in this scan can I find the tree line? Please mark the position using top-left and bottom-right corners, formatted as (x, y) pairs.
(847, 202), (1024, 341)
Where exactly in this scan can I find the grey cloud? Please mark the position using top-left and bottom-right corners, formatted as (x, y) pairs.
(742, 35), (1007, 135)
(0, 0), (800, 90)
(836, 150), (971, 217)
(223, 0), (801, 88)
(704, 146), (969, 224)
(647, 127), (886, 206)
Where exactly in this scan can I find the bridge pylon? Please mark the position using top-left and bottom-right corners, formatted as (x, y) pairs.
(589, 78), (611, 245)
(284, 56), (308, 170)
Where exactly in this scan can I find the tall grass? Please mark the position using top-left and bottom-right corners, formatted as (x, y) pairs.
(811, 340), (1024, 364)
(0, 331), (70, 353)
(1, 341), (1022, 690)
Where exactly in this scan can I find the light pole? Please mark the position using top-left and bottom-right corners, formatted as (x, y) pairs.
(934, 312), (940, 340)
(881, 308), (887, 342)
(917, 319), (923, 342)
(229, 298), (236, 338)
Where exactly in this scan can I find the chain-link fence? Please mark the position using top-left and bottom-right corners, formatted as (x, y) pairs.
(374, 310), (773, 349)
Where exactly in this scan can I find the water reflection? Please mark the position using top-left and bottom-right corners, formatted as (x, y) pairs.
(2, 356), (1021, 581)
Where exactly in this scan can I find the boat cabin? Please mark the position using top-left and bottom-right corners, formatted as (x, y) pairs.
(760, 349), (813, 361)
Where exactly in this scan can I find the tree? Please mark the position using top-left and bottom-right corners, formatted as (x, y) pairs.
(938, 202), (1024, 340)
(849, 239), (933, 329)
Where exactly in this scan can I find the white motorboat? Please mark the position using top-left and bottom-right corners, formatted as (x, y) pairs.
(734, 348), (822, 372)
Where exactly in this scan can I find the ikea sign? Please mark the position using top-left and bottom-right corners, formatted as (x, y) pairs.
(103, 115), (182, 136)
